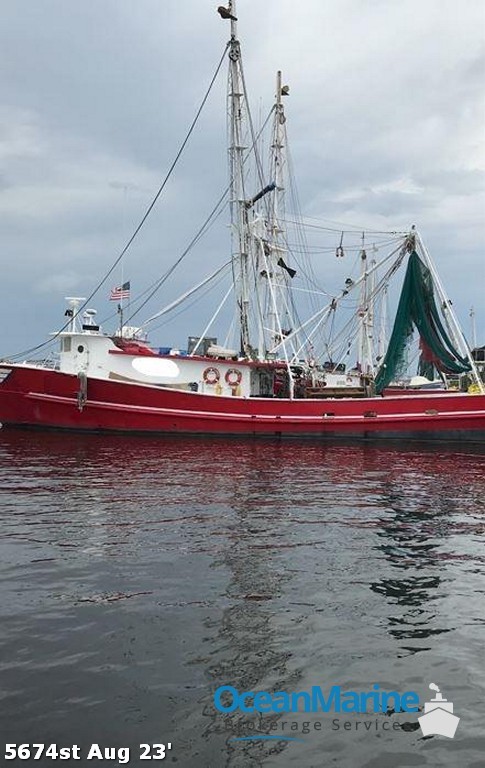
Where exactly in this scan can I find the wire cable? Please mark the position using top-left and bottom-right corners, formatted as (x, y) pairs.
(5, 42), (230, 361)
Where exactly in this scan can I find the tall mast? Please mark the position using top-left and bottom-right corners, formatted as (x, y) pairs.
(266, 71), (291, 352)
(470, 306), (477, 350)
(357, 235), (369, 372)
(224, 0), (252, 356)
(221, 5), (295, 375)
(366, 253), (377, 374)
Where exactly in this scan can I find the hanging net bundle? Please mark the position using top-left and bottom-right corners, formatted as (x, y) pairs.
(375, 251), (471, 393)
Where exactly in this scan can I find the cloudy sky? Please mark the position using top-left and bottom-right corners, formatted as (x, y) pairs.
(1, 0), (484, 356)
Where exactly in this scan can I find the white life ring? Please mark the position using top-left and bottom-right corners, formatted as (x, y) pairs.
(225, 368), (242, 387)
(203, 366), (220, 385)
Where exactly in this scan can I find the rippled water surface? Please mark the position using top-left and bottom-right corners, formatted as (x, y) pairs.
(1, 431), (484, 767)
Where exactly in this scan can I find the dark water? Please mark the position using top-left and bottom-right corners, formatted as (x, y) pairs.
(0, 431), (484, 768)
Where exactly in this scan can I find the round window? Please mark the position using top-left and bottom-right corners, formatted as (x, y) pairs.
(77, 345), (85, 353)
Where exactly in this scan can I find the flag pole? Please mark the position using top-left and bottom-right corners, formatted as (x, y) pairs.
(118, 301), (124, 337)
(119, 184), (128, 337)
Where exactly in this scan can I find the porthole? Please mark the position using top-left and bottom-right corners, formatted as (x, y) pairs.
(77, 345), (85, 353)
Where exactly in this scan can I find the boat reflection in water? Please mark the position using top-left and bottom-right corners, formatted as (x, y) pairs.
(0, 431), (484, 766)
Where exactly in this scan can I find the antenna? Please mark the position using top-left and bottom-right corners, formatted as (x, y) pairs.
(470, 306), (477, 349)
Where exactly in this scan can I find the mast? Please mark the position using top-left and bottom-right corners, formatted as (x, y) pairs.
(357, 234), (373, 373)
(266, 71), (293, 355)
(470, 306), (477, 350)
(224, 0), (252, 357)
(222, 5), (292, 364)
(366, 253), (377, 374)
(220, 5), (294, 394)
(357, 239), (382, 375)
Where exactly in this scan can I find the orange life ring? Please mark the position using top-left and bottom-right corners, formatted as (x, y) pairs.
(203, 366), (220, 385)
(225, 368), (242, 387)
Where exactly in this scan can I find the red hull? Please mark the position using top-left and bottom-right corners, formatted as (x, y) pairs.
(1, 365), (485, 441)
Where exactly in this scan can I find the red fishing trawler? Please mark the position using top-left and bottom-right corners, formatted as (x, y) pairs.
(1, 2), (484, 441)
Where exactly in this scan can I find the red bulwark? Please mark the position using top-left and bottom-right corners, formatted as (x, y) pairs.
(0, 365), (484, 441)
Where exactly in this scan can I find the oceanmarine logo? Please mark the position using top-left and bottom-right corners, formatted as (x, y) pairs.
(213, 684), (419, 714)
(418, 684), (460, 738)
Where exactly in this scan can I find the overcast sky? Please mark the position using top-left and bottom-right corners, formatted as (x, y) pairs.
(1, 0), (484, 355)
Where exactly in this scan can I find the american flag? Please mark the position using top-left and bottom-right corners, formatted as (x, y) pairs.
(110, 281), (130, 301)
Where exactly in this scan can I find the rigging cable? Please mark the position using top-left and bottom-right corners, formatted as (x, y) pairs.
(126, 100), (276, 332)
(5, 42), (230, 362)
(142, 261), (232, 327)
(148, 266), (232, 334)
(122, 190), (229, 326)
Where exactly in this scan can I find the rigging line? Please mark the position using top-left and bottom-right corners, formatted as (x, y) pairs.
(258, 238), (294, 384)
(5, 41), (230, 362)
(226, 101), (274, 307)
(291, 305), (333, 362)
(278, 286), (303, 358)
(189, 282), (234, 355)
(247, 241), (267, 353)
(328, 311), (363, 351)
(282, 218), (409, 236)
(270, 240), (406, 354)
(286, 147), (332, 319)
(327, 304), (337, 352)
(286, 277), (313, 348)
(223, 309), (237, 349)
(288, 285), (329, 298)
(122, 191), (229, 326)
(74, 41), (230, 320)
(239, 64), (271, 205)
(288, 213), (411, 235)
(326, 258), (403, 360)
(116, 106), (276, 329)
(148, 268), (231, 333)
(141, 261), (232, 326)
(96, 191), (229, 329)
(284, 246), (332, 295)
(284, 235), (406, 253)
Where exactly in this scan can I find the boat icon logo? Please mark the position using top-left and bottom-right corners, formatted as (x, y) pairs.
(418, 683), (460, 738)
